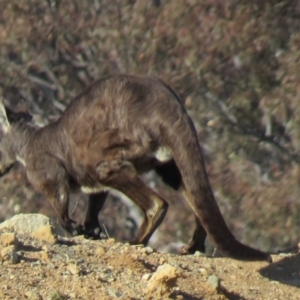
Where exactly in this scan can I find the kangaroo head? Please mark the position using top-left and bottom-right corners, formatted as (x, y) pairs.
(0, 98), (32, 175)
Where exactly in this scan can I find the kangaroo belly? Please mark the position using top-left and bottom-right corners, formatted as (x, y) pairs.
(69, 175), (110, 194)
(81, 183), (110, 194)
(130, 146), (173, 174)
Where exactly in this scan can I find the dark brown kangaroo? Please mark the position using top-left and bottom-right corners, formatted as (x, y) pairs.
(0, 74), (271, 261)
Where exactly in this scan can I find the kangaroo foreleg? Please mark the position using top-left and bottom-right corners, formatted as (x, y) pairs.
(44, 185), (85, 236)
(83, 191), (108, 239)
(27, 163), (84, 237)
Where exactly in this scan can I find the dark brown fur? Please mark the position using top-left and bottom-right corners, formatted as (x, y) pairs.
(0, 74), (271, 261)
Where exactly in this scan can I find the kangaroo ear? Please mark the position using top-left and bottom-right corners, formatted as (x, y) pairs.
(0, 98), (10, 133)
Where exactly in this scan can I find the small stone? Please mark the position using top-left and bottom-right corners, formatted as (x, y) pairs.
(107, 288), (118, 298)
(0, 232), (17, 247)
(69, 292), (77, 299)
(1, 245), (18, 264)
(142, 273), (152, 281)
(159, 257), (166, 264)
(24, 290), (42, 300)
(207, 274), (220, 290)
(140, 246), (154, 255)
(107, 277), (115, 283)
(144, 246), (154, 254)
(67, 263), (81, 275)
(131, 253), (139, 261)
(145, 263), (181, 295)
(199, 267), (208, 276)
(106, 238), (115, 244)
(40, 251), (51, 261)
(95, 246), (106, 256)
(42, 245), (49, 252)
(31, 225), (57, 244)
(36, 245), (51, 261)
(194, 251), (205, 256)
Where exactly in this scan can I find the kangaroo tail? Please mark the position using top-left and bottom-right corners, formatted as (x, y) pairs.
(159, 96), (271, 262)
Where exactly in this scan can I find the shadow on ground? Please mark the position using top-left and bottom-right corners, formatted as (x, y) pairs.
(260, 253), (300, 287)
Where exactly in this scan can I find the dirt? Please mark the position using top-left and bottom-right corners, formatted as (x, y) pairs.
(0, 226), (299, 300)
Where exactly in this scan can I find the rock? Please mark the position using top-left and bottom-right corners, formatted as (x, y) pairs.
(199, 267), (208, 276)
(1, 245), (18, 264)
(144, 246), (154, 254)
(106, 238), (116, 244)
(69, 293), (77, 299)
(0, 214), (66, 237)
(69, 292), (77, 299)
(24, 291), (42, 300)
(107, 288), (120, 298)
(141, 273), (152, 281)
(40, 251), (51, 261)
(130, 253), (139, 261)
(31, 225), (57, 245)
(207, 274), (220, 290)
(0, 232), (17, 246)
(145, 263), (181, 296)
(67, 263), (81, 275)
(194, 250), (205, 256)
(95, 246), (106, 256)
(159, 257), (166, 264)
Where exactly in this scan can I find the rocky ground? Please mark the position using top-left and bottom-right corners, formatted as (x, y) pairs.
(0, 214), (299, 300)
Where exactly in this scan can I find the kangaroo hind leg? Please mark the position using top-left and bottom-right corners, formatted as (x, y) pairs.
(181, 217), (207, 254)
(155, 160), (208, 254)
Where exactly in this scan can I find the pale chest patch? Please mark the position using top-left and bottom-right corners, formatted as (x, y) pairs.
(154, 146), (173, 162)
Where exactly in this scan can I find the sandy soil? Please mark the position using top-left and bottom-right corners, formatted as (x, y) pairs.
(0, 226), (299, 300)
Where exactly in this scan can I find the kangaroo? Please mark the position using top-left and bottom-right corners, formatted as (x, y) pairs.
(0, 74), (271, 261)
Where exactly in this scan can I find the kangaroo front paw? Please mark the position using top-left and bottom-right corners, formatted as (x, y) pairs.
(83, 223), (107, 240)
(69, 223), (85, 237)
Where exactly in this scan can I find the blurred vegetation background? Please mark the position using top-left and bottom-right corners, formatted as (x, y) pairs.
(0, 0), (300, 253)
